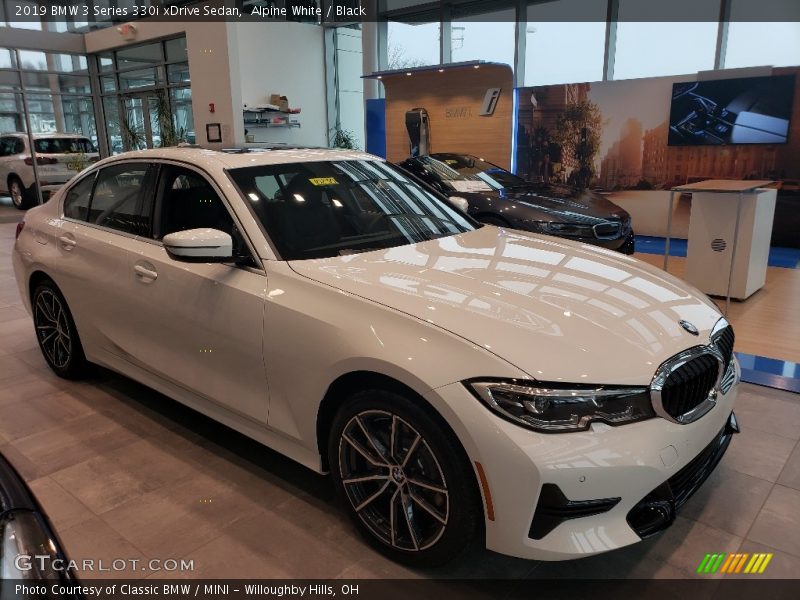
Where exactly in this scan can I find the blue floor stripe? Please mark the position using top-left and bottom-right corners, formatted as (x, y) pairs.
(735, 352), (800, 394)
(635, 235), (800, 269)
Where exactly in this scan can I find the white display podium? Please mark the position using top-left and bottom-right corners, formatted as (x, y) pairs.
(672, 180), (776, 308)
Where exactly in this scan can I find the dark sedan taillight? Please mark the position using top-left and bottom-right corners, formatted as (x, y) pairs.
(15, 220), (24, 239)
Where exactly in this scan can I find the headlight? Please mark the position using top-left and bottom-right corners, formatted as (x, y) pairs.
(465, 379), (655, 432)
(526, 221), (594, 237)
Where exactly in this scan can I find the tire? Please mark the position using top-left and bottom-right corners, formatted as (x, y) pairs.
(8, 176), (34, 210)
(329, 389), (481, 566)
(31, 280), (87, 379)
(478, 215), (510, 228)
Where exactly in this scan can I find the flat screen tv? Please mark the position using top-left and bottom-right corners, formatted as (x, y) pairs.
(668, 75), (795, 146)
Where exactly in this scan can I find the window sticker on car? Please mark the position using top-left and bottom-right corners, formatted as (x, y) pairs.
(309, 177), (338, 186)
(450, 180), (493, 192)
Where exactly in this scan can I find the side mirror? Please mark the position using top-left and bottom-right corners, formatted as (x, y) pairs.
(449, 195), (471, 214)
(163, 228), (233, 262)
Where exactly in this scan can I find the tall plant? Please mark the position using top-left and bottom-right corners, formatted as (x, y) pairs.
(330, 127), (359, 150)
(153, 91), (186, 147)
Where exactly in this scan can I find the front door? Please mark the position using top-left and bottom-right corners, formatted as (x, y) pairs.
(120, 93), (163, 151)
(124, 162), (270, 423)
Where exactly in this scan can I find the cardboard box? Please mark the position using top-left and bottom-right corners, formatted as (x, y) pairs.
(269, 94), (289, 112)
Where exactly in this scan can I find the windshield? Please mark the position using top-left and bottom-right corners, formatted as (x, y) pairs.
(228, 159), (475, 260)
(34, 138), (95, 154)
(418, 154), (529, 191)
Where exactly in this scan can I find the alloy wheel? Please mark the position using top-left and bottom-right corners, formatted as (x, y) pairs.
(34, 289), (72, 369)
(338, 410), (449, 552)
(10, 179), (24, 208)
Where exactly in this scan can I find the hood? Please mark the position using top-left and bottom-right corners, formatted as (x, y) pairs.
(453, 186), (629, 223)
(289, 227), (723, 386)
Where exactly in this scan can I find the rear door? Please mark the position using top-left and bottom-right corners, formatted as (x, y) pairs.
(33, 137), (98, 186)
(57, 161), (157, 363)
(123, 162), (269, 423)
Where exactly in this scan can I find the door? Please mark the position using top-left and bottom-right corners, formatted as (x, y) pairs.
(124, 163), (270, 423)
(120, 93), (163, 151)
(57, 162), (157, 363)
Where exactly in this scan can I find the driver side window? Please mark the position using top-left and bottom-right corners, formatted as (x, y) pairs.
(155, 166), (234, 239)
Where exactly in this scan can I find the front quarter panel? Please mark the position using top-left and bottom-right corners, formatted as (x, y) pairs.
(261, 261), (528, 450)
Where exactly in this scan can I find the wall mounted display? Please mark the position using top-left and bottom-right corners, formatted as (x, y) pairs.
(514, 67), (800, 247)
(668, 75), (795, 146)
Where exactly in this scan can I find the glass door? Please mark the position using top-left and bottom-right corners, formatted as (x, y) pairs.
(120, 92), (164, 151)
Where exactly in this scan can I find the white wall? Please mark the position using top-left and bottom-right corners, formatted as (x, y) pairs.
(84, 20), (244, 149)
(232, 21), (329, 147)
(335, 27), (365, 150)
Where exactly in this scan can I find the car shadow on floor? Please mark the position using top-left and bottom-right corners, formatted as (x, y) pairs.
(68, 364), (709, 582)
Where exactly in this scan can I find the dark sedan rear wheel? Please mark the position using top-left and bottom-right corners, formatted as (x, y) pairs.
(32, 280), (86, 379)
(329, 390), (481, 566)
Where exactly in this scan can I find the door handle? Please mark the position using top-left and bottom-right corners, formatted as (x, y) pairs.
(58, 234), (76, 251)
(134, 263), (158, 282)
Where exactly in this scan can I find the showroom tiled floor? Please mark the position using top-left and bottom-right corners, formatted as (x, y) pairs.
(1, 208), (800, 581)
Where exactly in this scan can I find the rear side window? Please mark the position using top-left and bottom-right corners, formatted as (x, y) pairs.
(0, 137), (21, 156)
(89, 163), (153, 235)
(63, 174), (96, 221)
(34, 138), (95, 154)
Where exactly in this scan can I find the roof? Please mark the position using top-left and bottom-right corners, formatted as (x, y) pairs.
(98, 146), (380, 170)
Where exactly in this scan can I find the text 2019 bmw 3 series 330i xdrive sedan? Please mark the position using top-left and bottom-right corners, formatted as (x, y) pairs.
(13, 147), (739, 565)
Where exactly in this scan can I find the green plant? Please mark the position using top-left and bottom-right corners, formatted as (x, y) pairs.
(120, 112), (146, 151)
(330, 128), (359, 150)
(153, 91), (186, 148)
(64, 152), (90, 173)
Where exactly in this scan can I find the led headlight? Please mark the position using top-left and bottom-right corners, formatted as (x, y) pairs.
(526, 221), (595, 237)
(465, 379), (655, 433)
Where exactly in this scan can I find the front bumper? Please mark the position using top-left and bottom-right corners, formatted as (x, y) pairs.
(425, 363), (739, 560)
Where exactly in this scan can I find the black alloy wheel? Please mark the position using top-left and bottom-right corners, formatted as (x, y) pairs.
(32, 281), (86, 379)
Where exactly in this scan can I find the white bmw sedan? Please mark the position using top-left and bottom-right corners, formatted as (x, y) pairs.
(12, 147), (739, 565)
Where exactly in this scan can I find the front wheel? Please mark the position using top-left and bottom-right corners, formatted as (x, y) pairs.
(329, 390), (481, 566)
(32, 280), (87, 379)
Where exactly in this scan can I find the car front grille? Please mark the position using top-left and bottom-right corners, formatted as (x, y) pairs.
(660, 353), (719, 420)
(713, 325), (735, 371)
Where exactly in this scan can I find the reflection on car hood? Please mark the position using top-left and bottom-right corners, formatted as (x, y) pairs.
(459, 186), (628, 222)
(289, 227), (722, 385)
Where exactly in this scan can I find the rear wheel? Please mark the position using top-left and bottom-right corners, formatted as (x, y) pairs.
(32, 280), (86, 379)
(329, 390), (481, 566)
(9, 176), (33, 210)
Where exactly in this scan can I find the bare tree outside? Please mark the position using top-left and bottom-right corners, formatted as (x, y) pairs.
(387, 31), (428, 70)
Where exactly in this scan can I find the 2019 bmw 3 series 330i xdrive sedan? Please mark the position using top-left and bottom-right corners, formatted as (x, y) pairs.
(13, 148), (739, 566)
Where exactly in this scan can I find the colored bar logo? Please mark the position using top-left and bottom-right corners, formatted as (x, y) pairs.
(696, 552), (773, 574)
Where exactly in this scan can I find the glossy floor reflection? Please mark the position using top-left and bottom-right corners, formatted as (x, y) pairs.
(0, 218), (799, 581)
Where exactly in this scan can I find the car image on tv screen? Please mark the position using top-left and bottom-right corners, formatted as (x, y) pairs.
(668, 75), (795, 146)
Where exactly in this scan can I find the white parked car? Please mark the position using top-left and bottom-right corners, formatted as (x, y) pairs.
(0, 133), (99, 209)
(12, 147), (739, 565)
